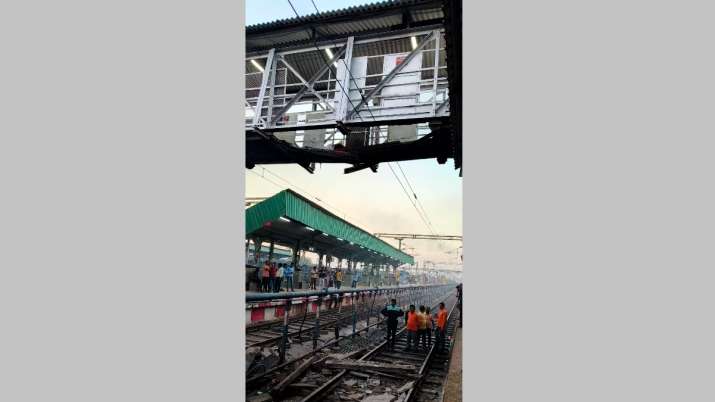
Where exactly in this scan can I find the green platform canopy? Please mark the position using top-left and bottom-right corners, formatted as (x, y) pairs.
(246, 189), (413, 266)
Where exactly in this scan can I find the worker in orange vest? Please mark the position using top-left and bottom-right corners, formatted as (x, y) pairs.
(434, 302), (448, 353)
(404, 304), (419, 351)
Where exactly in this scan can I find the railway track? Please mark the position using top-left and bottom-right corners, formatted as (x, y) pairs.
(246, 290), (460, 402)
(246, 286), (449, 351)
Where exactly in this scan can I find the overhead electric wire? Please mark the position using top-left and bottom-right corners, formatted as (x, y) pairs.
(306, 0), (441, 239)
(307, 0), (381, 123)
(385, 162), (436, 236)
(246, 168), (285, 191)
(394, 162), (438, 234)
(282, 1), (442, 252)
(285, 0), (365, 125)
(249, 165), (374, 230)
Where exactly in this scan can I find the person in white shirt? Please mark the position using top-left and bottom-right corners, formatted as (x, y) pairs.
(274, 264), (284, 292)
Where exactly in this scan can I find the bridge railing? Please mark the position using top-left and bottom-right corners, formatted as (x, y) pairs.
(245, 28), (450, 150)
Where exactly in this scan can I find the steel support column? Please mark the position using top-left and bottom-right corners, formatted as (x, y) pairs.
(432, 29), (441, 115)
(252, 48), (275, 126)
(335, 36), (355, 121)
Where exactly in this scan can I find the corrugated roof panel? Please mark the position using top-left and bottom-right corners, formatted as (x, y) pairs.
(246, 0), (445, 51)
(317, 14), (403, 37)
(410, 8), (443, 22)
(246, 0), (433, 32)
(247, 30), (313, 50)
(245, 191), (287, 235)
(245, 190), (413, 264)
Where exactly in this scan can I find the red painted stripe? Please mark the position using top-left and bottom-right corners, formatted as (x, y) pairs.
(251, 308), (265, 322)
(275, 306), (284, 318)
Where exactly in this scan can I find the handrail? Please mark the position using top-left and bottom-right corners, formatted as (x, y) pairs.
(246, 283), (455, 302)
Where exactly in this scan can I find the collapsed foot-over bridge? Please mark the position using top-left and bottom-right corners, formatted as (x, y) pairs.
(245, 0), (462, 175)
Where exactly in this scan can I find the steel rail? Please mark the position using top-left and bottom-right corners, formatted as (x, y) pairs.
(297, 291), (458, 402)
(404, 298), (459, 402)
(246, 289), (453, 389)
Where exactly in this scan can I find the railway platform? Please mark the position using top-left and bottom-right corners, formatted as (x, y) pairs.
(442, 327), (462, 402)
(246, 284), (451, 326)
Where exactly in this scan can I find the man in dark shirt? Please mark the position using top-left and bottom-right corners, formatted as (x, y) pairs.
(268, 263), (277, 293)
(381, 299), (403, 351)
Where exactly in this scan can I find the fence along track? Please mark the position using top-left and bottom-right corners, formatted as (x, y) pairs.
(246, 292), (381, 349)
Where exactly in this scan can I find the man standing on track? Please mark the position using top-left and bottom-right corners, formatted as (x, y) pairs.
(381, 298), (403, 351)
(434, 302), (448, 353)
(404, 305), (419, 352)
(417, 305), (429, 351)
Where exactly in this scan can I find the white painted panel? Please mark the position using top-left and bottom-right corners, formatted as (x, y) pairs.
(381, 53), (422, 117)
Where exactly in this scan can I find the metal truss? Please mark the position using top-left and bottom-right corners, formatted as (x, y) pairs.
(245, 29), (450, 141)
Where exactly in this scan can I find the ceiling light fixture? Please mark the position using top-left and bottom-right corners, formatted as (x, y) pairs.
(250, 59), (264, 72)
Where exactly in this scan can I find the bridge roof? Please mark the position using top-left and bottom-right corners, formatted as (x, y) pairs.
(246, 189), (413, 265)
(246, 0), (445, 53)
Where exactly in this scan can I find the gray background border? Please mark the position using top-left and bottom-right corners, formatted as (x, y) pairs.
(2, 0), (715, 401)
(465, 0), (715, 400)
(1, 1), (246, 400)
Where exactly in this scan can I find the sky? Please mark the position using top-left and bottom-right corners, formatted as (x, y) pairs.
(247, 0), (384, 26)
(245, 0), (463, 267)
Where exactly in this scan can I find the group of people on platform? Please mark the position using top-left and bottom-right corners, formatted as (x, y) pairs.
(257, 261), (295, 293)
(381, 298), (450, 353)
(254, 260), (423, 293)
(308, 265), (352, 290)
(256, 261), (369, 292)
